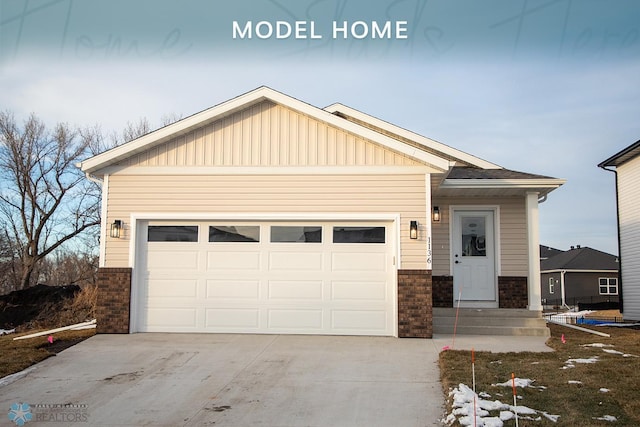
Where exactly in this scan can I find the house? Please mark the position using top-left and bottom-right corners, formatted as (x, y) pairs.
(79, 87), (565, 337)
(599, 139), (640, 321)
(540, 245), (619, 309)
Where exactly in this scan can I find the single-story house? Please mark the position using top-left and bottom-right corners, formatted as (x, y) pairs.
(540, 245), (619, 308)
(599, 139), (640, 321)
(79, 87), (565, 337)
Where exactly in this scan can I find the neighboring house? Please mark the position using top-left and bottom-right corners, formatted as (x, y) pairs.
(79, 87), (565, 338)
(540, 244), (562, 261)
(540, 246), (619, 308)
(599, 139), (640, 321)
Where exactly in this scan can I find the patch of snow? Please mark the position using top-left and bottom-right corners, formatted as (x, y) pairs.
(602, 349), (624, 355)
(490, 360), (502, 365)
(600, 388), (610, 393)
(595, 323), (640, 328)
(446, 383), (560, 427)
(623, 353), (639, 358)
(582, 343), (614, 348)
(563, 356), (599, 369)
(568, 380), (583, 385)
(593, 415), (617, 422)
(493, 378), (546, 390)
(531, 361), (540, 365)
(0, 328), (16, 336)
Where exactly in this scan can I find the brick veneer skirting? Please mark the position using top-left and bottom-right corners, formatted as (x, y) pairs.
(96, 268), (132, 334)
(397, 270), (432, 338)
(432, 275), (453, 307)
(498, 276), (528, 309)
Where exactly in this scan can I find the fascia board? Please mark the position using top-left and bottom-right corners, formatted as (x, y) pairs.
(541, 269), (618, 274)
(441, 178), (567, 189)
(324, 102), (502, 170)
(81, 87), (450, 174)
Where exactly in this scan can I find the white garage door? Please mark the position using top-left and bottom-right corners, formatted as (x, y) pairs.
(136, 221), (396, 336)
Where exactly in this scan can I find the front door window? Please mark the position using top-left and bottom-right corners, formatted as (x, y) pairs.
(461, 217), (486, 257)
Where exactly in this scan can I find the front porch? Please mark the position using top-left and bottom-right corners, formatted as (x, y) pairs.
(433, 307), (550, 336)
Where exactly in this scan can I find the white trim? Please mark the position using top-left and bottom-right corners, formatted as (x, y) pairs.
(104, 165), (440, 176)
(98, 174), (109, 268)
(80, 87), (451, 175)
(425, 174), (433, 269)
(442, 178), (566, 189)
(526, 192), (542, 311)
(127, 212), (402, 335)
(542, 269), (618, 274)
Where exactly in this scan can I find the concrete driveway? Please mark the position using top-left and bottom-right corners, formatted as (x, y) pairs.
(1, 334), (445, 426)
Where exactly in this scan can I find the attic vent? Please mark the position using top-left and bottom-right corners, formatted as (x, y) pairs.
(576, 245), (581, 249)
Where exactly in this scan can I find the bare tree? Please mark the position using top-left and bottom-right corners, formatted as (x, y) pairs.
(0, 112), (101, 290)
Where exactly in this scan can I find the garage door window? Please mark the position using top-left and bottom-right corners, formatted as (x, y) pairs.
(270, 226), (322, 243)
(148, 226), (198, 242)
(333, 226), (385, 243)
(209, 226), (260, 242)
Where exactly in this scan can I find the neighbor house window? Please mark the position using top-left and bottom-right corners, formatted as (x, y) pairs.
(599, 277), (618, 295)
(270, 226), (322, 243)
(148, 226), (198, 242)
(548, 277), (555, 294)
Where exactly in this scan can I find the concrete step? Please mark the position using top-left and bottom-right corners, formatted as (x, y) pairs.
(432, 308), (551, 337)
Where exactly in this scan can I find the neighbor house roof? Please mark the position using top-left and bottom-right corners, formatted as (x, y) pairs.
(540, 245), (563, 260)
(541, 246), (619, 272)
(599, 139), (640, 168)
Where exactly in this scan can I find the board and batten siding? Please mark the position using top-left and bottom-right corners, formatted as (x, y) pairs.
(104, 174), (427, 270)
(431, 197), (528, 277)
(617, 156), (640, 321)
(117, 101), (425, 169)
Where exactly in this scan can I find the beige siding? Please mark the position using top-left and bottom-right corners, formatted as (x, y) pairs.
(118, 101), (424, 168)
(618, 157), (640, 320)
(105, 174), (427, 270)
(431, 197), (528, 276)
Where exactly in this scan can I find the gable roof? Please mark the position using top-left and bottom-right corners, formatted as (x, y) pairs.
(80, 86), (457, 175)
(599, 139), (640, 168)
(541, 246), (619, 271)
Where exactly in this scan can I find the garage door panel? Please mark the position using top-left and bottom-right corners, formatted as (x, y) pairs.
(206, 280), (260, 299)
(147, 250), (199, 270)
(269, 252), (323, 270)
(268, 309), (323, 329)
(145, 308), (197, 328)
(332, 252), (387, 271)
(139, 220), (395, 336)
(268, 280), (323, 300)
(331, 281), (387, 301)
(207, 251), (261, 270)
(205, 308), (259, 328)
(146, 279), (198, 298)
(331, 310), (388, 331)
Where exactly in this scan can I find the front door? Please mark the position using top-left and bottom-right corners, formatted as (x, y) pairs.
(452, 210), (496, 305)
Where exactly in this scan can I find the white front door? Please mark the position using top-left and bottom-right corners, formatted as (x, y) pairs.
(452, 210), (496, 305)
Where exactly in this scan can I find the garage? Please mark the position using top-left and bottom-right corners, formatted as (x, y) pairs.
(134, 220), (396, 336)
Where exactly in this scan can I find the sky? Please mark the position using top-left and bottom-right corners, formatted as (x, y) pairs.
(1, 0), (639, 255)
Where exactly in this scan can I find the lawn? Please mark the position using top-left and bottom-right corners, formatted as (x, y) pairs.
(440, 323), (640, 426)
(0, 328), (95, 379)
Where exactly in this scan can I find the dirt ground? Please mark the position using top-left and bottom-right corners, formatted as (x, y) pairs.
(0, 284), (92, 331)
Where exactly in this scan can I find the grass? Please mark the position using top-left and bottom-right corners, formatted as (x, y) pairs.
(0, 285), (97, 379)
(0, 328), (95, 378)
(440, 323), (640, 426)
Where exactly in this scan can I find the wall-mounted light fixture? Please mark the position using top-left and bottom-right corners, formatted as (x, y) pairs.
(110, 220), (122, 238)
(432, 206), (441, 222)
(409, 220), (418, 239)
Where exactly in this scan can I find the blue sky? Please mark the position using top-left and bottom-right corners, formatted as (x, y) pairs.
(1, 0), (639, 255)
